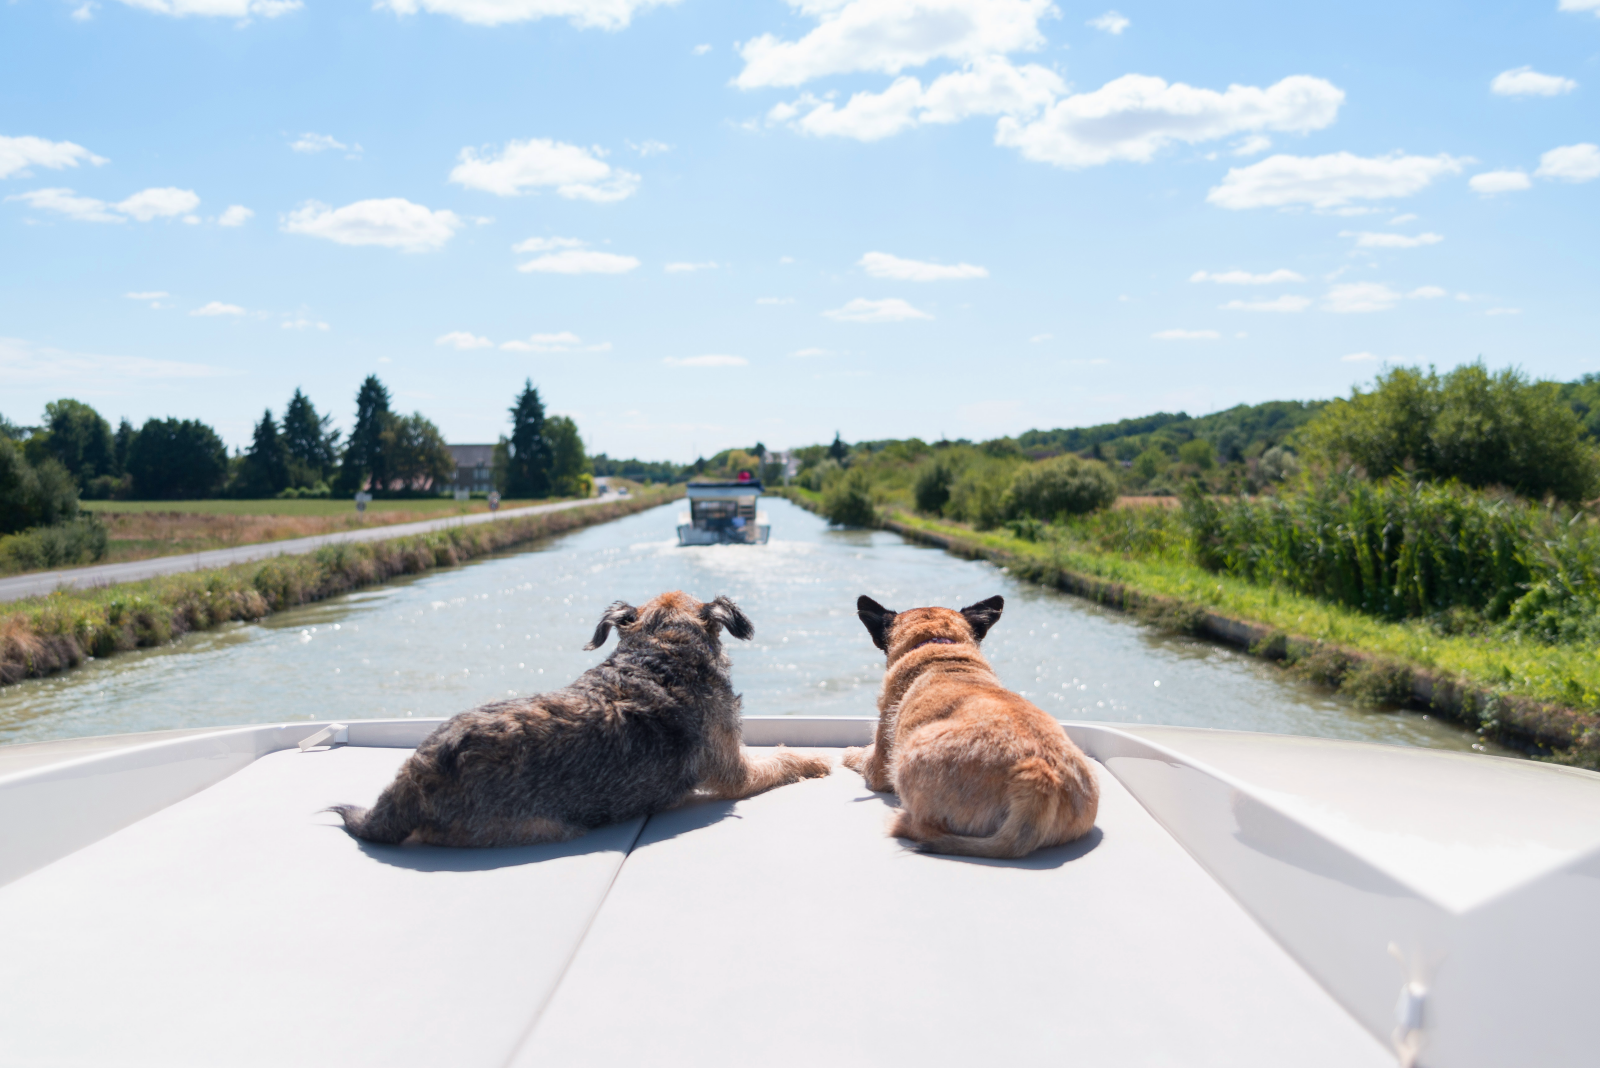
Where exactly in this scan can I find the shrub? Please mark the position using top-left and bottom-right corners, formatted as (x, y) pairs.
(822, 468), (877, 527)
(913, 460), (954, 515)
(946, 463), (1014, 530)
(0, 438), (79, 534)
(1177, 439), (1216, 470)
(1003, 455), (1119, 522)
(0, 516), (107, 574)
(1133, 447), (1166, 481)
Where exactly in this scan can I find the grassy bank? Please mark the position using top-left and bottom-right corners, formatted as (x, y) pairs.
(1, 489), (678, 688)
(771, 486), (1600, 765)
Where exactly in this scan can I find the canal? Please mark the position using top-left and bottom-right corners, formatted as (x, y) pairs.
(0, 498), (1505, 753)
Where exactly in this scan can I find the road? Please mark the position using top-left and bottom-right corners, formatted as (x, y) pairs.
(0, 496), (629, 604)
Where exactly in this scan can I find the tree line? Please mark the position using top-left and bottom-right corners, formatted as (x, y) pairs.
(0, 376), (588, 529)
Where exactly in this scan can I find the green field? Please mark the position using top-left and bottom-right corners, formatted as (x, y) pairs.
(79, 498), (549, 517)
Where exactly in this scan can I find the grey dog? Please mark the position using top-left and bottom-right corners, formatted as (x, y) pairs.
(329, 591), (832, 847)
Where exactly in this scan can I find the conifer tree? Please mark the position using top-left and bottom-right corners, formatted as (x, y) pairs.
(506, 380), (552, 498)
(338, 375), (392, 493)
(281, 388), (339, 484)
(241, 409), (290, 497)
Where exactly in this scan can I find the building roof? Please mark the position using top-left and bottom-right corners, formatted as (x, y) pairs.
(448, 444), (496, 467)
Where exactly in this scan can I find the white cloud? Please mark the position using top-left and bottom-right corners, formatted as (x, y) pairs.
(499, 332), (609, 352)
(1340, 352), (1378, 362)
(115, 187), (200, 221)
(0, 336), (229, 382)
(1560, 0), (1600, 12)
(1323, 282), (1401, 313)
(1232, 134), (1273, 156)
(790, 347), (830, 357)
(1409, 286), (1447, 299)
(1190, 268), (1304, 285)
(1486, 307), (1521, 315)
(512, 236), (640, 274)
(1536, 143), (1600, 182)
(449, 138), (639, 202)
(291, 132), (351, 154)
(1341, 230), (1444, 248)
(72, 3), (98, 20)
(0, 135), (107, 179)
(629, 139), (671, 155)
(665, 261), (717, 272)
(823, 297), (932, 322)
(1220, 295), (1310, 312)
(114, 0), (302, 17)
(1208, 152), (1466, 210)
(757, 296), (795, 304)
(1388, 213), (1418, 224)
(1468, 170), (1531, 194)
(735, 0), (1053, 89)
(6, 187), (123, 223)
(693, 43), (711, 55)
(996, 74), (1342, 169)
(376, 0), (673, 28)
(1152, 329), (1220, 340)
(664, 354), (748, 367)
(1087, 10), (1128, 34)
(218, 205), (254, 226)
(282, 198), (462, 251)
(436, 331), (495, 349)
(190, 301), (247, 316)
(125, 291), (169, 300)
(860, 251), (987, 281)
(1491, 67), (1577, 97)
(282, 318), (330, 330)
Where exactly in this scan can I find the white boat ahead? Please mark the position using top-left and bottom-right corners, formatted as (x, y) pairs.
(677, 479), (770, 545)
(1, 718), (1597, 1068)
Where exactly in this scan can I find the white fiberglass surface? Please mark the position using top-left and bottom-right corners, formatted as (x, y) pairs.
(0, 499), (1504, 759)
(1124, 725), (1600, 913)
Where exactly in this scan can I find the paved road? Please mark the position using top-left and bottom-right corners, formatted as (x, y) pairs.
(0, 496), (633, 604)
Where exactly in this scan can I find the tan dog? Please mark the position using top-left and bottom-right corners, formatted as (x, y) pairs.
(842, 594), (1098, 858)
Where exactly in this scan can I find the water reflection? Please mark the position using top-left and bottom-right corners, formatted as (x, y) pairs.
(0, 499), (1507, 755)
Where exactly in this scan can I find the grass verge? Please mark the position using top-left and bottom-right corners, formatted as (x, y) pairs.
(769, 486), (1600, 767)
(1, 490), (679, 688)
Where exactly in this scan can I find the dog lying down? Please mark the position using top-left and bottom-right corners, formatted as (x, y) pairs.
(330, 591), (832, 847)
(844, 594), (1099, 859)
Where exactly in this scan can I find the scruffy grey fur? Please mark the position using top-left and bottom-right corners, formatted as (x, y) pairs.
(329, 591), (832, 847)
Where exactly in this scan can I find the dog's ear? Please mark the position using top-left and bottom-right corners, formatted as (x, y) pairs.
(857, 595), (897, 652)
(585, 601), (638, 650)
(700, 596), (754, 641)
(959, 595), (1004, 642)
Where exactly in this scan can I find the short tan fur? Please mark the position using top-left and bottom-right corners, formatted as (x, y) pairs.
(843, 594), (1099, 859)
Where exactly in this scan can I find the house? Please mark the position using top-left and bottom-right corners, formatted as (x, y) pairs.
(447, 444), (496, 494)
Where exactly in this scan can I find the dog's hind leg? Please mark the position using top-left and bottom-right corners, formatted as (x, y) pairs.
(699, 746), (833, 801)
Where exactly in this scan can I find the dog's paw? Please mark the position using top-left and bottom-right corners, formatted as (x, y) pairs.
(841, 746), (867, 772)
(774, 745), (832, 779)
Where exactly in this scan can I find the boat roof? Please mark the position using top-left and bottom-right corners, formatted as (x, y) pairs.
(1, 718), (1596, 1067)
(686, 479), (763, 498)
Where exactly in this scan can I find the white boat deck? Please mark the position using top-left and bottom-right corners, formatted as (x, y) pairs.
(1, 718), (1597, 1067)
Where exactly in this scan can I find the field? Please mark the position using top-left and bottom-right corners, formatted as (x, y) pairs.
(78, 497), (544, 517)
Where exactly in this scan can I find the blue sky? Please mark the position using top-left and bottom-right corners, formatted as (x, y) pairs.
(3, 0), (1598, 461)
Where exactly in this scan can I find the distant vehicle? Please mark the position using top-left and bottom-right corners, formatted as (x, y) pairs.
(677, 477), (769, 545)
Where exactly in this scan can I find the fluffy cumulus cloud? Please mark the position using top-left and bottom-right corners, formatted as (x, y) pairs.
(1321, 283), (1443, 313)
(6, 187), (123, 222)
(1560, 0), (1600, 14)
(860, 251), (986, 280)
(823, 297), (933, 322)
(282, 198), (462, 251)
(449, 138), (639, 202)
(436, 331), (495, 349)
(1536, 143), (1600, 182)
(6, 185), (200, 223)
(663, 354), (747, 367)
(1468, 170), (1531, 194)
(114, 0), (302, 17)
(0, 135), (107, 179)
(1190, 268), (1304, 284)
(513, 236), (640, 274)
(115, 187), (200, 221)
(1220, 295), (1310, 312)
(190, 301), (247, 316)
(736, 0), (1052, 89)
(501, 331), (609, 352)
(1207, 152), (1465, 210)
(1087, 10), (1128, 34)
(995, 75), (1343, 169)
(290, 133), (361, 156)
(1490, 67), (1577, 97)
(1341, 229), (1444, 248)
(377, 0), (674, 28)
(218, 205), (254, 226)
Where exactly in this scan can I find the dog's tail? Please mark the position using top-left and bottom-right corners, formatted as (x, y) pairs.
(903, 756), (1097, 860)
(325, 781), (423, 844)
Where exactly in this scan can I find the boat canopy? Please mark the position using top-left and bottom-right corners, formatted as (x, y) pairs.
(685, 480), (763, 499)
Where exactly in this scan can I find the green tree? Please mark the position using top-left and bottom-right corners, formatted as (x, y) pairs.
(1177, 438), (1216, 470)
(26, 399), (114, 490)
(822, 467), (876, 527)
(338, 375), (392, 493)
(379, 412), (455, 490)
(546, 415), (590, 497)
(827, 432), (849, 462)
(505, 380), (552, 498)
(236, 409), (291, 497)
(913, 459), (955, 515)
(113, 419), (136, 475)
(1003, 456), (1119, 521)
(125, 418), (228, 499)
(281, 388), (340, 486)
(0, 437), (79, 534)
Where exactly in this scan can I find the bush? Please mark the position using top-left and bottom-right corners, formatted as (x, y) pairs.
(0, 438), (79, 534)
(822, 468), (877, 527)
(1177, 439), (1216, 470)
(0, 515), (107, 574)
(946, 463), (1013, 530)
(1003, 455), (1119, 522)
(914, 460), (954, 515)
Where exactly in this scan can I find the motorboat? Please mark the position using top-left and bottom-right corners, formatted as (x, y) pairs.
(1, 716), (1595, 1067)
(677, 478), (770, 545)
